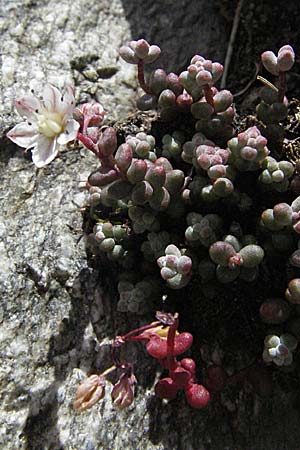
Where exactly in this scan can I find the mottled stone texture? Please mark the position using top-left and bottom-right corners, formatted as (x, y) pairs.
(1, 0), (300, 449)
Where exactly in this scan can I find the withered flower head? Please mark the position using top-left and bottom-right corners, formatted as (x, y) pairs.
(73, 374), (105, 412)
(111, 371), (137, 410)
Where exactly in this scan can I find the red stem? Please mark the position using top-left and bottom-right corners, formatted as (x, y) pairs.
(122, 321), (161, 342)
(77, 132), (99, 157)
(203, 84), (215, 109)
(137, 60), (153, 95)
(278, 71), (286, 103)
(166, 314), (179, 372)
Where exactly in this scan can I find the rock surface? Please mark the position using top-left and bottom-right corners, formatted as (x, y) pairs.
(1, 0), (300, 449)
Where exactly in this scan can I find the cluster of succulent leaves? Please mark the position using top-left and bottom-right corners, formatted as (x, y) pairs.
(8, 37), (300, 413)
(86, 40), (300, 355)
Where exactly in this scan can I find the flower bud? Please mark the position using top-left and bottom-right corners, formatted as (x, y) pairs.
(74, 102), (105, 128)
(180, 358), (196, 374)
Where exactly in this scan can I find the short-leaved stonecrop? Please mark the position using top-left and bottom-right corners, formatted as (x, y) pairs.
(7, 84), (80, 168)
(6, 40), (299, 414)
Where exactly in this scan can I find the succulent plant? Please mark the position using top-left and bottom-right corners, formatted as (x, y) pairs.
(117, 278), (161, 314)
(157, 244), (193, 289)
(258, 156), (294, 192)
(7, 38), (300, 415)
(185, 212), (223, 247)
(262, 333), (297, 366)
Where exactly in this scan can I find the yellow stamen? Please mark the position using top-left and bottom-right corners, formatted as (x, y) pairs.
(37, 112), (63, 137)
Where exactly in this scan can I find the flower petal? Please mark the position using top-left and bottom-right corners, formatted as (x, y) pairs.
(57, 119), (80, 145)
(14, 95), (41, 121)
(42, 84), (63, 112)
(58, 85), (76, 117)
(31, 135), (58, 168)
(7, 122), (39, 148)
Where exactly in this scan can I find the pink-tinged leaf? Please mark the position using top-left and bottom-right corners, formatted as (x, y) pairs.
(185, 383), (211, 409)
(7, 122), (38, 148)
(31, 135), (58, 168)
(261, 51), (279, 76)
(146, 332), (193, 359)
(170, 366), (192, 388)
(155, 377), (179, 400)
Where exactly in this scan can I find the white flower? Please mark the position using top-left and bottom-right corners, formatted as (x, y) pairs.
(7, 84), (80, 168)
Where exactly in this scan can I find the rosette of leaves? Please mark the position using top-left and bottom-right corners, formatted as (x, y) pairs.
(262, 333), (297, 366)
(181, 132), (215, 165)
(126, 132), (157, 161)
(162, 131), (185, 160)
(157, 244), (193, 289)
(208, 235), (264, 283)
(227, 126), (269, 171)
(256, 87), (289, 143)
(145, 69), (190, 120)
(119, 39), (161, 65)
(88, 131), (186, 214)
(187, 168), (235, 203)
(192, 143), (230, 173)
(261, 45), (295, 76)
(179, 54), (223, 100)
(185, 212), (223, 247)
(141, 231), (176, 262)
(258, 156), (294, 192)
(93, 221), (129, 260)
(128, 204), (160, 234)
(191, 143), (235, 200)
(117, 277), (161, 314)
(260, 197), (300, 233)
(191, 88), (235, 142)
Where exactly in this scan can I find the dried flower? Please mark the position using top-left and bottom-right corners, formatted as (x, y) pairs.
(7, 84), (79, 168)
(73, 374), (105, 412)
(111, 371), (136, 410)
